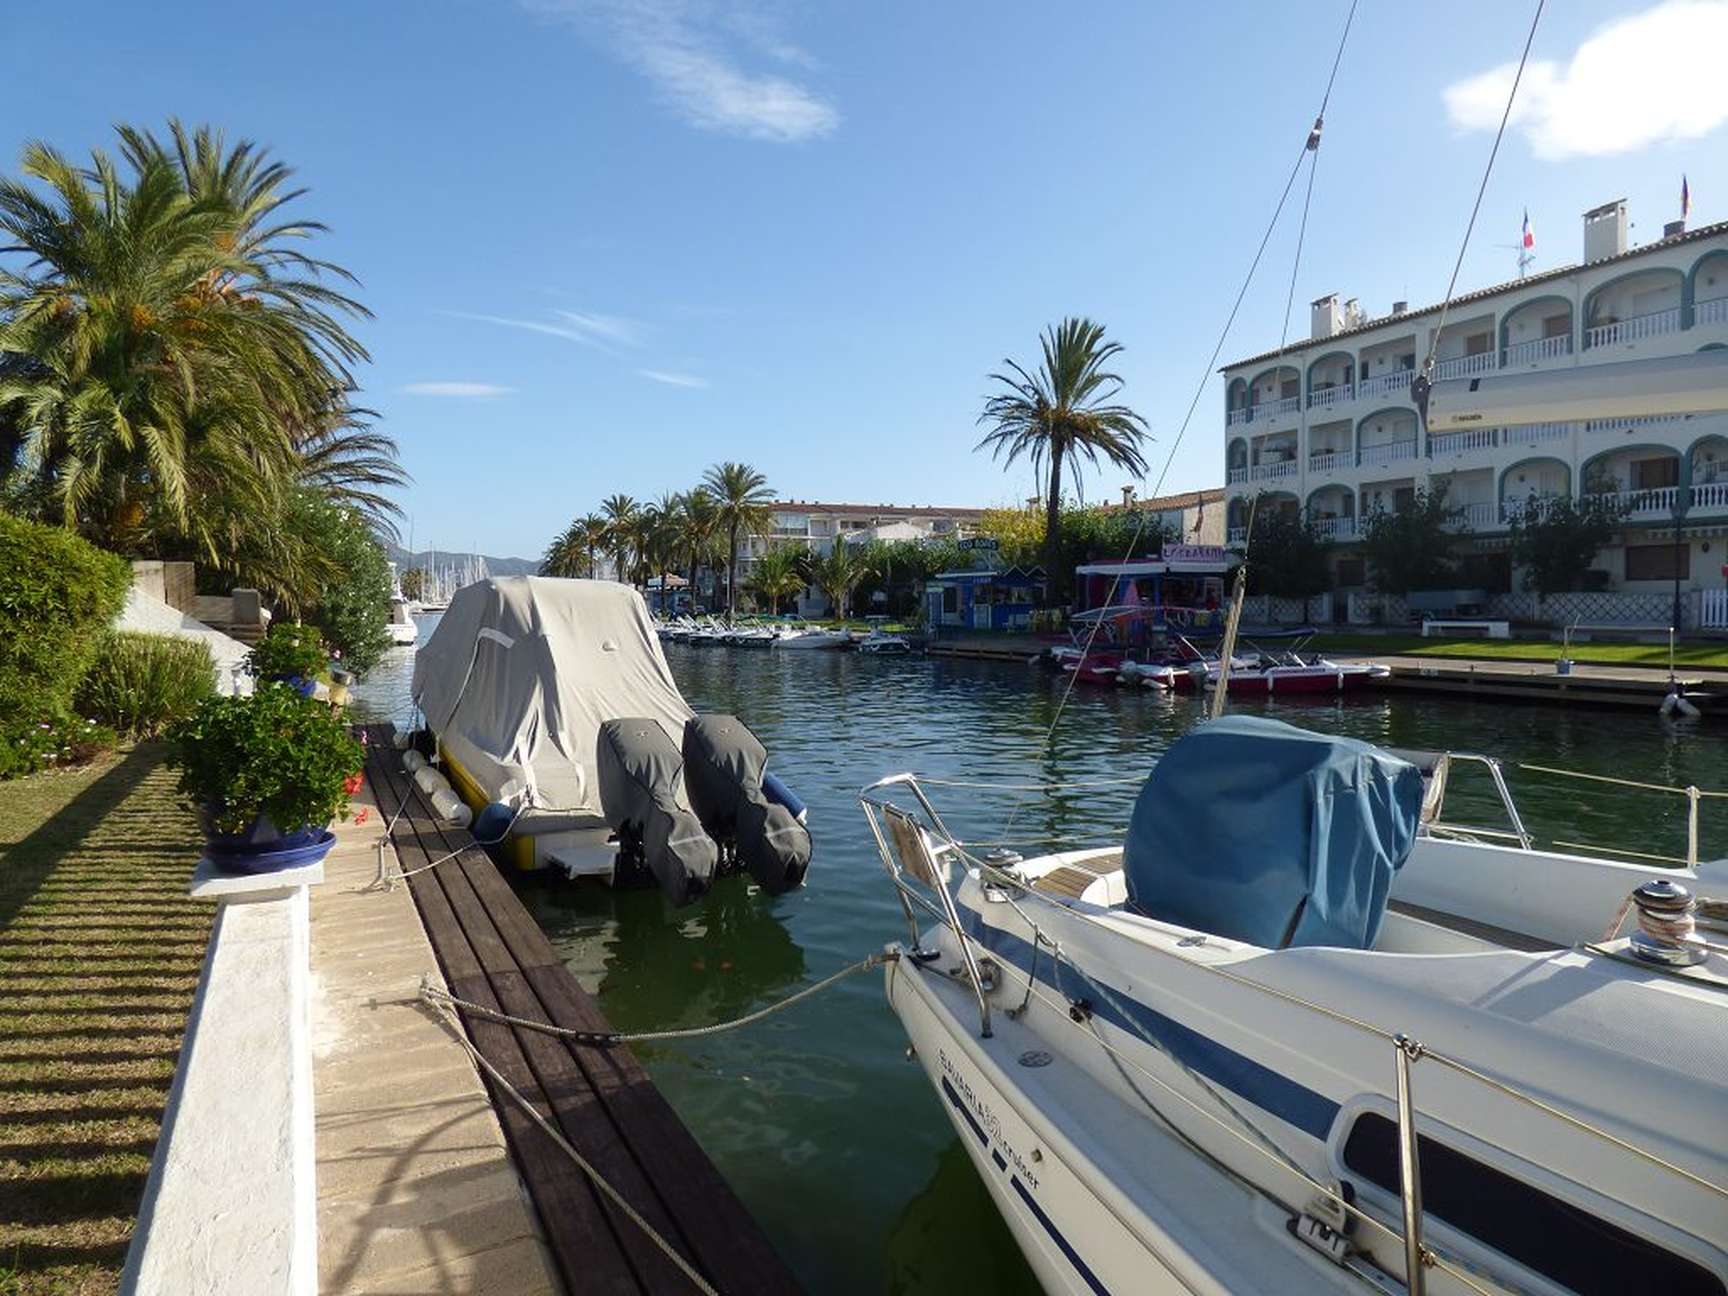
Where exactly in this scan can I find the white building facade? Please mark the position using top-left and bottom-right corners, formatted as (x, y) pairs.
(1221, 202), (1728, 619)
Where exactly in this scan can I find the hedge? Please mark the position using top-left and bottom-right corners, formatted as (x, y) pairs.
(0, 512), (132, 726)
(76, 631), (217, 738)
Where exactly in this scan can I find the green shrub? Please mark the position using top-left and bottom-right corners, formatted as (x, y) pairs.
(247, 621), (328, 682)
(0, 513), (131, 724)
(0, 713), (116, 781)
(77, 632), (216, 738)
(167, 682), (363, 835)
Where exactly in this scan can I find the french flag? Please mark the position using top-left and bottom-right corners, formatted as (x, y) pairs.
(1522, 209), (1535, 250)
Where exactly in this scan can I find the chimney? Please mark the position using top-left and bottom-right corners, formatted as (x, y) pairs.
(1664, 219), (1687, 239)
(1584, 199), (1628, 262)
(1121, 485), (1135, 509)
(1311, 293), (1342, 340)
(1391, 300), (1408, 316)
(1343, 298), (1364, 327)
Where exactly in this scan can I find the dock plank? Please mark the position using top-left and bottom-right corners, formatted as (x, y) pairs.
(362, 730), (801, 1295)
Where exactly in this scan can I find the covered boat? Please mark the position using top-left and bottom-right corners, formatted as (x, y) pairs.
(412, 577), (810, 901)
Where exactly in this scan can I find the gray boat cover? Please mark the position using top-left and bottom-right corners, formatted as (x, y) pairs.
(1123, 715), (1422, 950)
(683, 715), (812, 894)
(596, 719), (717, 904)
(412, 577), (693, 815)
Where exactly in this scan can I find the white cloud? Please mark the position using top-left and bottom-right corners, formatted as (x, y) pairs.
(637, 368), (709, 388)
(525, 0), (838, 142)
(401, 381), (514, 397)
(1443, 1), (1728, 159)
(554, 309), (645, 346)
(442, 309), (642, 353)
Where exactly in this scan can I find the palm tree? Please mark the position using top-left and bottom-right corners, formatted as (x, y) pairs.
(600, 494), (639, 583)
(678, 487), (720, 605)
(702, 462), (775, 619)
(976, 318), (1150, 600)
(541, 518), (585, 577)
(579, 514), (609, 577)
(801, 539), (874, 622)
(748, 545), (805, 615)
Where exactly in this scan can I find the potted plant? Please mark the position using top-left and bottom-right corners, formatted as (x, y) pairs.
(247, 621), (328, 696)
(168, 682), (365, 874)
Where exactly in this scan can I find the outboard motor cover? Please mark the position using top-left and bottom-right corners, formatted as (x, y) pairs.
(682, 715), (812, 893)
(596, 719), (718, 906)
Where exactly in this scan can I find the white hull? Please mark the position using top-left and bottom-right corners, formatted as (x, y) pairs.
(387, 620), (418, 646)
(772, 631), (849, 650)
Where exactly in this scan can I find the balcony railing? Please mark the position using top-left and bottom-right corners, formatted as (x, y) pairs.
(1311, 516), (1356, 542)
(1429, 427), (1497, 456)
(1697, 297), (1728, 327)
(1357, 370), (1414, 401)
(1501, 421), (1574, 448)
(1357, 438), (1418, 468)
(1585, 306), (1682, 349)
(1503, 335), (1572, 366)
(1583, 413), (1685, 434)
(1227, 408), (1251, 426)
(1500, 494), (1563, 524)
(1584, 487), (1680, 518)
(1445, 501), (1498, 531)
(1250, 395), (1302, 422)
(1690, 482), (1728, 510)
(1431, 352), (1497, 381)
(1308, 450), (1349, 475)
(1308, 383), (1353, 409)
(1226, 465), (1248, 485)
(1250, 458), (1299, 482)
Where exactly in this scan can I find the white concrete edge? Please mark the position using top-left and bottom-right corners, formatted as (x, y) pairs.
(119, 884), (317, 1296)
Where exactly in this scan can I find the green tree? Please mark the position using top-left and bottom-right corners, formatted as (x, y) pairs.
(579, 514), (609, 578)
(1245, 506), (1332, 600)
(1360, 485), (1461, 596)
(297, 494), (393, 674)
(399, 566), (428, 601)
(600, 494), (638, 584)
(975, 318), (1150, 601)
(540, 519), (585, 577)
(702, 462), (775, 618)
(1509, 494), (1627, 595)
(800, 540), (875, 621)
(747, 545), (805, 614)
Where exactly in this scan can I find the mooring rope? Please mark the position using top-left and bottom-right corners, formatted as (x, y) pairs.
(418, 993), (721, 1296)
(417, 951), (896, 1048)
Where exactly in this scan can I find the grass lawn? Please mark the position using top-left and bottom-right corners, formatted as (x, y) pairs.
(0, 745), (205, 1296)
(1304, 633), (1728, 669)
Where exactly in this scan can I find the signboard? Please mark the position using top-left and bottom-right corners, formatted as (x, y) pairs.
(1162, 544), (1227, 564)
(958, 537), (999, 551)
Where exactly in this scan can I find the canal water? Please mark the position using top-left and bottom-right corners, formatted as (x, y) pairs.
(355, 620), (1727, 1294)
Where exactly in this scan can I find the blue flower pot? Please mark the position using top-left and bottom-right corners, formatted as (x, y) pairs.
(269, 674), (319, 697)
(202, 805), (336, 875)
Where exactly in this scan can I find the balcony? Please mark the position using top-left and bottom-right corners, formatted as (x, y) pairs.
(1584, 487), (1680, 519)
(1226, 465), (1248, 485)
(1250, 459), (1299, 483)
(1227, 408), (1251, 427)
(1445, 501), (1498, 532)
(1357, 370), (1414, 401)
(1583, 413), (1685, 434)
(1501, 421), (1574, 448)
(1500, 494), (1563, 524)
(1307, 383), (1353, 410)
(1585, 306), (1682, 349)
(1503, 335), (1572, 366)
(1312, 517), (1356, 542)
(1697, 297), (1728, 327)
(1357, 439), (1419, 469)
(1690, 482), (1728, 511)
(1431, 352), (1497, 381)
(1308, 450), (1350, 475)
(1249, 395), (1301, 423)
(1429, 427), (1497, 457)
(1228, 526), (1248, 545)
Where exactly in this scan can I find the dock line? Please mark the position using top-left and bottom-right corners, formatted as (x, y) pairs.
(418, 949), (897, 1047)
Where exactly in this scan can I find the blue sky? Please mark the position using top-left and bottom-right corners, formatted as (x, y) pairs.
(11, 0), (1728, 558)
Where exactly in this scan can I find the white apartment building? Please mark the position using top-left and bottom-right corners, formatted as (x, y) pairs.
(1221, 201), (1728, 601)
(722, 500), (984, 615)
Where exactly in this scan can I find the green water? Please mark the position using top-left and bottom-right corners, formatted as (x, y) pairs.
(357, 629), (1728, 1294)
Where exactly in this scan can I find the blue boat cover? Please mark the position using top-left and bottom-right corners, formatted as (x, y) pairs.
(1123, 716), (1423, 950)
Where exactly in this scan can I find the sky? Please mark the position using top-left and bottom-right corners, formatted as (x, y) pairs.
(9, 0), (1728, 559)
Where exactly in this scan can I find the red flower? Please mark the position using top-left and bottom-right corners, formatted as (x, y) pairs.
(343, 772), (365, 796)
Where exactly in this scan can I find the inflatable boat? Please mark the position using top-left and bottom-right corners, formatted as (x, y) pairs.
(411, 577), (811, 905)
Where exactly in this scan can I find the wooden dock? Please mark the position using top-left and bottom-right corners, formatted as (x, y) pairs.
(1363, 656), (1719, 711)
(362, 728), (801, 1295)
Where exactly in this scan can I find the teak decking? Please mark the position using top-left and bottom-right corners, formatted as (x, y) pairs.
(363, 728), (801, 1295)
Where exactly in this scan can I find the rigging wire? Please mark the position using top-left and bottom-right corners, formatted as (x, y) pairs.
(1420, 0), (1547, 381)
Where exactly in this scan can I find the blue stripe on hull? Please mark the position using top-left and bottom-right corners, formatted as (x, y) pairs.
(957, 907), (1339, 1139)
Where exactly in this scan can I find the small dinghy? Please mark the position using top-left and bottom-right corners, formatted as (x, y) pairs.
(412, 577), (811, 903)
